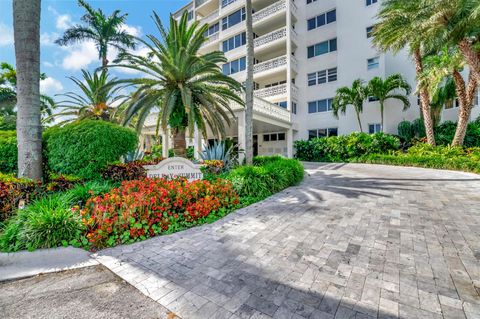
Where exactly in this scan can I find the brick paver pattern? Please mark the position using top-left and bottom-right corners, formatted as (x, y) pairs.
(95, 163), (480, 319)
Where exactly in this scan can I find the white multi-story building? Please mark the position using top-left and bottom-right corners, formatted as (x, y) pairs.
(142, 0), (480, 158)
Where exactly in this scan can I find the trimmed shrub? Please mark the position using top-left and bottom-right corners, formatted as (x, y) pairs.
(0, 131), (17, 174)
(412, 118), (426, 138)
(44, 120), (138, 179)
(80, 178), (239, 249)
(397, 121), (414, 142)
(294, 132), (400, 162)
(102, 159), (162, 182)
(0, 193), (84, 252)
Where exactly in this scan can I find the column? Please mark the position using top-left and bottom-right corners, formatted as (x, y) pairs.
(193, 125), (203, 160)
(162, 129), (169, 158)
(237, 111), (246, 163)
(286, 128), (293, 158)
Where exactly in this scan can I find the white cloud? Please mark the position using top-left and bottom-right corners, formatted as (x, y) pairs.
(61, 41), (99, 70)
(40, 32), (59, 46)
(120, 24), (142, 37)
(40, 77), (64, 95)
(0, 24), (14, 46)
(56, 14), (73, 30)
(43, 61), (54, 68)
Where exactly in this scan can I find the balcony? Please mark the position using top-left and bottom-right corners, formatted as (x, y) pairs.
(254, 55), (287, 75)
(254, 27), (286, 49)
(254, 83), (287, 99)
(201, 32), (219, 48)
(231, 94), (291, 124)
(252, 0), (286, 24)
(202, 9), (219, 24)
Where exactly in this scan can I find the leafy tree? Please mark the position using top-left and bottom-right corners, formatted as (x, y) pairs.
(367, 74), (411, 132)
(114, 12), (243, 157)
(55, 0), (135, 67)
(51, 69), (129, 125)
(374, 0), (436, 145)
(332, 79), (368, 132)
(13, 0), (42, 179)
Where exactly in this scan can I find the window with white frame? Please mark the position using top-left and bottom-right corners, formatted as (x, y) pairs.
(366, 26), (374, 38)
(222, 8), (246, 30)
(308, 128), (338, 140)
(263, 133), (286, 142)
(368, 123), (382, 133)
(367, 56), (380, 70)
(292, 102), (297, 114)
(366, 0), (378, 6)
(222, 0), (236, 8)
(222, 57), (246, 75)
(307, 38), (337, 58)
(307, 67), (337, 86)
(222, 32), (246, 52)
(308, 98), (334, 113)
(204, 23), (219, 37)
(307, 9), (336, 31)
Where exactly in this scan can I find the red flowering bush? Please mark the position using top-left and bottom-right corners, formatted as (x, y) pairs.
(80, 178), (238, 249)
(0, 175), (42, 221)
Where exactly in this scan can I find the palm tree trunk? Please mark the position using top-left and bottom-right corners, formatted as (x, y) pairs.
(13, 0), (42, 180)
(244, 0), (254, 165)
(356, 110), (363, 133)
(452, 71), (477, 146)
(413, 48), (435, 146)
(102, 54), (108, 68)
(459, 39), (480, 85)
(172, 128), (187, 157)
(380, 101), (385, 132)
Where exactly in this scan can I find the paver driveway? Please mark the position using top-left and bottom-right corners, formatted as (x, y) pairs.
(95, 163), (480, 319)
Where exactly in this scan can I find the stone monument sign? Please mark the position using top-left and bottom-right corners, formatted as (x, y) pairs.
(144, 157), (203, 181)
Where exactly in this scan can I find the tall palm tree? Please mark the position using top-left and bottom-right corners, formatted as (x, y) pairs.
(367, 74), (411, 132)
(423, 0), (480, 85)
(332, 79), (368, 132)
(244, 0), (254, 165)
(373, 0), (436, 145)
(420, 47), (477, 146)
(55, 0), (135, 67)
(51, 70), (129, 125)
(114, 12), (243, 157)
(13, 0), (42, 180)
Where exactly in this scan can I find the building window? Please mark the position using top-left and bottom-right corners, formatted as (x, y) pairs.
(263, 133), (286, 142)
(187, 11), (194, 21)
(308, 67), (337, 86)
(222, 0), (236, 8)
(308, 98), (334, 113)
(204, 23), (219, 37)
(367, 56), (380, 70)
(307, 9), (336, 31)
(222, 32), (246, 52)
(222, 57), (246, 75)
(265, 80), (286, 88)
(366, 0), (378, 6)
(307, 38), (337, 59)
(308, 128), (338, 140)
(368, 96), (379, 102)
(368, 123), (382, 133)
(366, 26), (374, 38)
(222, 8), (246, 30)
(306, 0), (317, 4)
(292, 102), (297, 114)
(275, 101), (288, 108)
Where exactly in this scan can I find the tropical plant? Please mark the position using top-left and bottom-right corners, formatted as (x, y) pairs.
(332, 79), (368, 132)
(13, 0), (42, 179)
(199, 140), (236, 171)
(367, 74), (411, 132)
(430, 77), (457, 126)
(373, 0), (436, 145)
(51, 70), (129, 125)
(397, 120), (414, 142)
(114, 11), (243, 158)
(244, 0), (254, 165)
(55, 0), (136, 67)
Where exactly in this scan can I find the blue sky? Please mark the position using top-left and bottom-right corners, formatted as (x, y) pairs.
(0, 0), (189, 97)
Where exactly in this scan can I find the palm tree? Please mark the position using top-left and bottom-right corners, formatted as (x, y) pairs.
(332, 79), (368, 132)
(55, 0), (135, 67)
(420, 47), (477, 146)
(373, 0), (436, 145)
(51, 69), (129, 125)
(13, 0), (42, 180)
(244, 0), (254, 165)
(430, 77), (456, 126)
(114, 12), (243, 157)
(367, 74), (411, 132)
(423, 0), (480, 85)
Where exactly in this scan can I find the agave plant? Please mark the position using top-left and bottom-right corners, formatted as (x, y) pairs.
(199, 141), (237, 171)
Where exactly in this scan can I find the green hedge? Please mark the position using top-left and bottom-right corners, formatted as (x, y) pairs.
(226, 156), (304, 203)
(294, 132), (400, 162)
(0, 131), (17, 174)
(44, 120), (138, 179)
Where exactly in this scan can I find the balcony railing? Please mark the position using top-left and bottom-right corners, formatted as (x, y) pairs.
(196, 0), (210, 7)
(201, 32), (219, 47)
(231, 94), (291, 123)
(202, 9), (219, 24)
(254, 27), (286, 48)
(252, 0), (286, 24)
(254, 83), (287, 99)
(254, 55), (287, 74)
(291, 84), (299, 97)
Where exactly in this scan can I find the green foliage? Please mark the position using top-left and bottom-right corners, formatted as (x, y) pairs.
(412, 118), (426, 138)
(434, 120), (480, 147)
(186, 146), (195, 160)
(44, 120), (138, 179)
(0, 130), (17, 173)
(64, 181), (115, 207)
(0, 193), (84, 252)
(397, 120), (414, 142)
(0, 173), (42, 222)
(294, 132), (401, 162)
(200, 141), (237, 171)
(226, 157), (304, 202)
